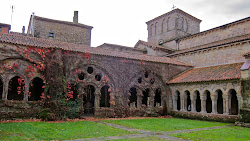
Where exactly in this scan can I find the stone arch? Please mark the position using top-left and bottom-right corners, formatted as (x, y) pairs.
(194, 90), (201, 112)
(204, 90), (212, 113)
(100, 85), (110, 107)
(28, 77), (45, 101)
(0, 77), (3, 100)
(154, 88), (161, 107)
(7, 76), (24, 101)
(215, 89), (223, 114)
(127, 69), (167, 108)
(184, 90), (191, 111)
(228, 89), (238, 115)
(83, 85), (95, 115)
(176, 90), (181, 111)
(129, 87), (137, 108)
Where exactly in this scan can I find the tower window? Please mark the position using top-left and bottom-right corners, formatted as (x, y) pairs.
(49, 32), (54, 38)
(0, 27), (2, 33)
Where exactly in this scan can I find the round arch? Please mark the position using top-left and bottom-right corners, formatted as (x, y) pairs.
(7, 76), (25, 101)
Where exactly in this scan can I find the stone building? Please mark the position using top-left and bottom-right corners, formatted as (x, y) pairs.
(0, 9), (249, 122)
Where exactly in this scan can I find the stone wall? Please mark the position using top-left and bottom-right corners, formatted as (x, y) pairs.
(170, 41), (250, 67)
(177, 18), (250, 50)
(33, 18), (92, 46)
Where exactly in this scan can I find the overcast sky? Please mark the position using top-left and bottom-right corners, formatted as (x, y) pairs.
(1, 0), (249, 47)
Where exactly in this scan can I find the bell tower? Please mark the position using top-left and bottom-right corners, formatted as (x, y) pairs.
(146, 8), (201, 47)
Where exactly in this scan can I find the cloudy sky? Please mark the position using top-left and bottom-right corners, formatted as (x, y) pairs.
(1, 0), (249, 47)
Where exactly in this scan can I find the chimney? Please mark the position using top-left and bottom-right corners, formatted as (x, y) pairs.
(73, 11), (78, 23)
(22, 26), (25, 34)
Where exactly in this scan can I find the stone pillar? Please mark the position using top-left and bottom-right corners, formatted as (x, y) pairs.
(191, 95), (196, 112)
(237, 95), (241, 115)
(180, 95), (185, 112)
(94, 93), (101, 109)
(211, 94), (218, 114)
(2, 79), (8, 100)
(149, 89), (155, 108)
(23, 79), (30, 101)
(172, 94), (177, 111)
(200, 95), (207, 113)
(137, 89), (143, 108)
(223, 95), (229, 115)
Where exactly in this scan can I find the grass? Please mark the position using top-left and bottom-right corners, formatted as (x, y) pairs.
(0, 121), (134, 140)
(113, 136), (168, 141)
(103, 118), (229, 132)
(171, 126), (250, 141)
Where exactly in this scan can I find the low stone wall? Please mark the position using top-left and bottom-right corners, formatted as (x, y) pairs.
(170, 111), (240, 123)
(0, 100), (42, 120)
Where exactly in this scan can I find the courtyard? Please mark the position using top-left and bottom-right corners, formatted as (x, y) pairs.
(0, 117), (249, 141)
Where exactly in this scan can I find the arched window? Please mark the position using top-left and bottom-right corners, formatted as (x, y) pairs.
(205, 90), (212, 113)
(155, 22), (159, 35)
(100, 85), (110, 107)
(29, 77), (44, 101)
(83, 85), (95, 115)
(129, 87), (137, 107)
(154, 88), (161, 107)
(176, 90), (181, 111)
(0, 78), (3, 100)
(151, 24), (154, 37)
(185, 91), (191, 111)
(216, 90), (223, 114)
(229, 89), (238, 115)
(195, 91), (201, 112)
(142, 88), (150, 106)
(8, 76), (24, 101)
(162, 19), (166, 33)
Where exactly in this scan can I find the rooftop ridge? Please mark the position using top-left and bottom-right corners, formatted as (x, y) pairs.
(34, 16), (93, 29)
(146, 8), (201, 24)
(0, 33), (190, 66)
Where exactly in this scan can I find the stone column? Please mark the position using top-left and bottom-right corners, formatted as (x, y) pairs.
(211, 94), (218, 114)
(180, 96), (185, 112)
(223, 95), (229, 115)
(137, 89), (143, 108)
(172, 94), (177, 111)
(2, 79), (8, 100)
(149, 90), (154, 108)
(191, 95), (196, 112)
(237, 95), (241, 115)
(94, 93), (101, 109)
(23, 79), (30, 101)
(200, 95), (207, 113)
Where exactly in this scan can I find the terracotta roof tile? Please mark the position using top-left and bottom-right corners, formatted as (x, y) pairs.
(168, 63), (244, 84)
(0, 33), (190, 66)
(135, 40), (174, 52)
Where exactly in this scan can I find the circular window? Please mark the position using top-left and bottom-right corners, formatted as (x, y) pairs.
(144, 71), (149, 78)
(87, 67), (94, 74)
(95, 73), (102, 81)
(78, 72), (85, 80)
(138, 77), (142, 83)
(150, 78), (155, 84)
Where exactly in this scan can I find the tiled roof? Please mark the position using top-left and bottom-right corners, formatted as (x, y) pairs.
(0, 33), (190, 66)
(166, 34), (250, 57)
(135, 40), (174, 52)
(97, 43), (145, 52)
(34, 16), (93, 29)
(168, 63), (244, 84)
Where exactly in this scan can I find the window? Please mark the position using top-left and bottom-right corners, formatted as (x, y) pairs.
(49, 32), (54, 38)
(0, 27), (2, 33)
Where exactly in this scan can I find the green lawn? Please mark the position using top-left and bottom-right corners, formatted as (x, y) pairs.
(103, 118), (229, 132)
(0, 121), (134, 140)
(171, 126), (250, 141)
